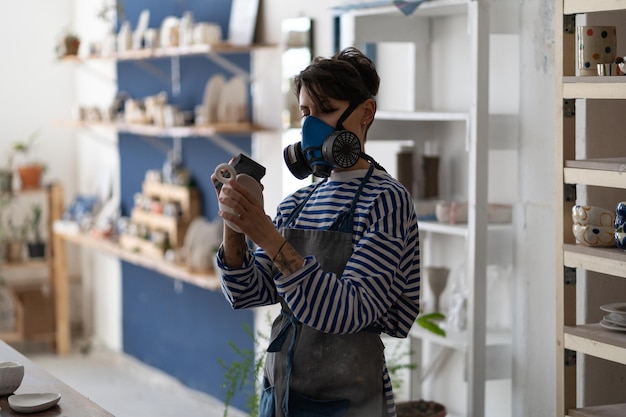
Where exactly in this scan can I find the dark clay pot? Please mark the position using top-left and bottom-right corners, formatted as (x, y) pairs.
(396, 400), (447, 417)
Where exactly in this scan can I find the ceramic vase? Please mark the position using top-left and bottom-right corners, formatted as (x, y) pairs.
(426, 266), (450, 313)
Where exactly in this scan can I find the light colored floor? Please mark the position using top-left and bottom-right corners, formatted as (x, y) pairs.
(22, 344), (247, 417)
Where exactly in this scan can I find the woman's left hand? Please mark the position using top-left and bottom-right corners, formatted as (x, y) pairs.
(218, 178), (280, 249)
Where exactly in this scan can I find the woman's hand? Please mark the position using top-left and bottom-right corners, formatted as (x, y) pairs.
(218, 177), (291, 270)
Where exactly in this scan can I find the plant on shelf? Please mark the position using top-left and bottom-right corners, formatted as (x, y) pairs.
(3, 218), (27, 263)
(25, 203), (45, 259)
(0, 194), (11, 261)
(55, 28), (81, 58)
(11, 129), (46, 190)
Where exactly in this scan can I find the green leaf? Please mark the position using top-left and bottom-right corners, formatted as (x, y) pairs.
(416, 312), (446, 337)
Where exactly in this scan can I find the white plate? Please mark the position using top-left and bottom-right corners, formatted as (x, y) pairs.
(217, 77), (247, 123)
(600, 303), (626, 315)
(607, 312), (626, 325)
(8, 392), (61, 414)
(202, 74), (225, 124)
(603, 314), (626, 327)
(599, 319), (626, 332)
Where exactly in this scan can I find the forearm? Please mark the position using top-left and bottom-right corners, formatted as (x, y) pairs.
(269, 240), (304, 276)
(222, 227), (248, 268)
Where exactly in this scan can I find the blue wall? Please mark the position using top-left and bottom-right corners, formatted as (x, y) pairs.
(116, 0), (256, 411)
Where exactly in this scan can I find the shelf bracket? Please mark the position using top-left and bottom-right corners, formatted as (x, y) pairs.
(171, 56), (181, 97)
(563, 15), (576, 35)
(420, 346), (453, 383)
(202, 52), (251, 82)
(563, 99), (575, 118)
(564, 348), (576, 366)
(138, 135), (171, 156)
(564, 266), (576, 286)
(203, 133), (249, 156)
(130, 60), (174, 93)
(564, 183), (576, 202)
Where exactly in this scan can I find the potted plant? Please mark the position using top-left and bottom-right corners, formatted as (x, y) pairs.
(63, 32), (81, 56)
(11, 129), (46, 190)
(3, 218), (27, 263)
(26, 203), (45, 259)
(55, 28), (81, 58)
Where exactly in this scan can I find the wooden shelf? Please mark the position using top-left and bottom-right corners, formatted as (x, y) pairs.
(55, 230), (220, 291)
(564, 0), (626, 14)
(564, 158), (626, 188)
(562, 77), (626, 99)
(564, 324), (626, 365)
(0, 259), (48, 271)
(563, 244), (626, 278)
(410, 326), (511, 351)
(60, 43), (275, 62)
(556, 1), (626, 414)
(333, 0), (472, 17)
(58, 120), (266, 137)
(419, 220), (512, 237)
(376, 110), (469, 123)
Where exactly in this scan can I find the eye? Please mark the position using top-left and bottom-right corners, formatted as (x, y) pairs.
(300, 112), (310, 119)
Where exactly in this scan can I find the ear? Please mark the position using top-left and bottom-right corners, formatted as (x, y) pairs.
(361, 98), (376, 125)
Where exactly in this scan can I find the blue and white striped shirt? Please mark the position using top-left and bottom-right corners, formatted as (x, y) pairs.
(219, 167), (421, 417)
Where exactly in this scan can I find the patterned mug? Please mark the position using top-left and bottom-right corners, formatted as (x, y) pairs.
(577, 26), (617, 76)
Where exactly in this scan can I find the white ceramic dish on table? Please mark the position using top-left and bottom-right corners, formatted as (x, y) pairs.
(8, 392), (61, 413)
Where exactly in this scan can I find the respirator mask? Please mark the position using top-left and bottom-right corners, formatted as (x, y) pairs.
(283, 105), (363, 179)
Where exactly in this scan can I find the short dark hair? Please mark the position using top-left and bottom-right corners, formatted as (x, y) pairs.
(293, 47), (380, 113)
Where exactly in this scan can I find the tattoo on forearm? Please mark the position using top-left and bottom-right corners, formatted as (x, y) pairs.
(275, 243), (303, 274)
(235, 238), (247, 259)
(224, 235), (247, 268)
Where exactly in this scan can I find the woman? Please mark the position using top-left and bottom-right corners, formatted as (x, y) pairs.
(214, 47), (420, 417)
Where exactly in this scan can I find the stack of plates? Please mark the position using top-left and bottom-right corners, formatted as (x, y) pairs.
(600, 303), (626, 331)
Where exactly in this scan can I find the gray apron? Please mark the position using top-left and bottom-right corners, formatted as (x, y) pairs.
(260, 165), (385, 417)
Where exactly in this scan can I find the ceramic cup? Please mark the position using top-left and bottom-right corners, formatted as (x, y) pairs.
(193, 23), (222, 45)
(577, 26), (617, 76)
(597, 63), (621, 76)
(214, 163), (263, 233)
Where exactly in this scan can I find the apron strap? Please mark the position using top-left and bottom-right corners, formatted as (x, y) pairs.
(329, 164), (375, 233)
(285, 180), (326, 228)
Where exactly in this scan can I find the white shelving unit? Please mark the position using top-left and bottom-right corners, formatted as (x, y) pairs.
(336, 1), (517, 416)
(556, 1), (626, 416)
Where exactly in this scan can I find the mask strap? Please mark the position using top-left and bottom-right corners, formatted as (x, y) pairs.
(335, 101), (361, 130)
(361, 152), (387, 173)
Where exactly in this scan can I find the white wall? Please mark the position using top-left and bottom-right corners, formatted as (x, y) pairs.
(0, 1), (78, 197)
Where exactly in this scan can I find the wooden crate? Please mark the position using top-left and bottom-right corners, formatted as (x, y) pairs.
(119, 180), (201, 257)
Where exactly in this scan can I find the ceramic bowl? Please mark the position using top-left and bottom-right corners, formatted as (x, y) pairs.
(572, 224), (615, 247)
(435, 201), (468, 224)
(0, 362), (24, 396)
(572, 205), (614, 227)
